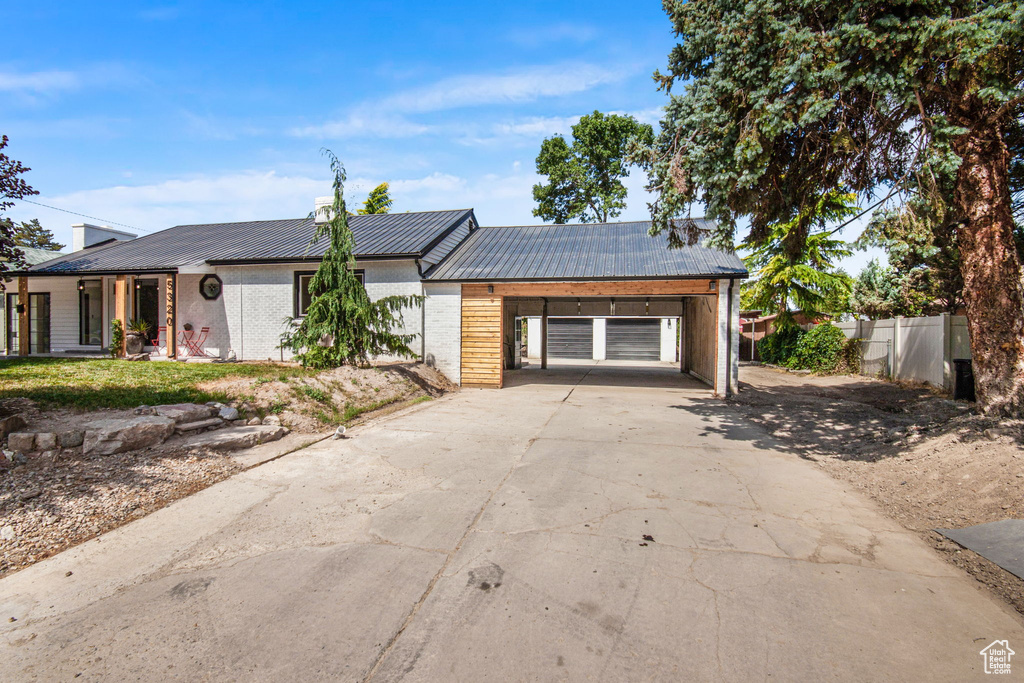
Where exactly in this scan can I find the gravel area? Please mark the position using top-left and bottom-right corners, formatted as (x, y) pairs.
(731, 363), (1024, 616)
(0, 447), (241, 577)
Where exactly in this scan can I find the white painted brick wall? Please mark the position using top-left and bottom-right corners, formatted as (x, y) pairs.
(422, 282), (461, 384)
(220, 260), (426, 363)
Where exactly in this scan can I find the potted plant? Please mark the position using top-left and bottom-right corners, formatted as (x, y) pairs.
(125, 319), (152, 355)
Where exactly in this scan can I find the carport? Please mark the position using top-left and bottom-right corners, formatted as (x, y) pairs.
(425, 220), (746, 394)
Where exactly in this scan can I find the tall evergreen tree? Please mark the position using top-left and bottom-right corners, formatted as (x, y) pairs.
(8, 218), (65, 251)
(280, 151), (423, 368)
(358, 183), (393, 215)
(641, 0), (1024, 415)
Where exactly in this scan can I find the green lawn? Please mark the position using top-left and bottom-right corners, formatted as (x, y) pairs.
(0, 358), (318, 410)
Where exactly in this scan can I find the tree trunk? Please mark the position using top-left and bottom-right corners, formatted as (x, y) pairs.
(951, 100), (1024, 416)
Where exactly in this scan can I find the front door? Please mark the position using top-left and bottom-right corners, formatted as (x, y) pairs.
(29, 293), (50, 354)
(133, 279), (160, 344)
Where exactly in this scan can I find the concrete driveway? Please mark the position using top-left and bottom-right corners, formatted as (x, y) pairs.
(2, 365), (1022, 681)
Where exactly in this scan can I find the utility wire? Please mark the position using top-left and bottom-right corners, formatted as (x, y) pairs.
(15, 198), (152, 234)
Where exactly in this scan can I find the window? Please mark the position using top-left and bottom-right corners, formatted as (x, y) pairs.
(294, 269), (364, 317)
(79, 280), (103, 345)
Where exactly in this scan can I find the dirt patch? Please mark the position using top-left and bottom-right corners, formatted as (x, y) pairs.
(0, 361), (454, 578)
(729, 364), (1024, 616)
(198, 361), (455, 433)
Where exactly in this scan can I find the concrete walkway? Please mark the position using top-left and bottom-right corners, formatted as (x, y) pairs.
(1, 366), (1021, 681)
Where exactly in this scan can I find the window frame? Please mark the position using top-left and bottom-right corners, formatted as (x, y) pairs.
(294, 269), (364, 318)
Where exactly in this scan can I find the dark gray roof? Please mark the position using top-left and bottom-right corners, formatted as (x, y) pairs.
(426, 220), (746, 281)
(27, 210), (475, 274)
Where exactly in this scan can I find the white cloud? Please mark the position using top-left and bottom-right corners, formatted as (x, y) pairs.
(288, 114), (431, 140)
(382, 63), (625, 114)
(289, 63), (627, 140)
(504, 23), (600, 47)
(0, 70), (79, 94)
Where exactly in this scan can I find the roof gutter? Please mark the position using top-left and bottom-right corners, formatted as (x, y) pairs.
(426, 274), (749, 284)
(8, 268), (178, 277)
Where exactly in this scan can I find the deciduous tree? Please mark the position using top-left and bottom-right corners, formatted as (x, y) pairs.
(533, 111), (654, 223)
(0, 135), (38, 287)
(641, 0), (1024, 414)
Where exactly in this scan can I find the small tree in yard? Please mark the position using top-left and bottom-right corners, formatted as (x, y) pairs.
(280, 151), (423, 368)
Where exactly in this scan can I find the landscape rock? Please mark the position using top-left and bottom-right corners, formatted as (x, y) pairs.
(7, 433), (35, 454)
(82, 416), (175, 456)
(19, 488), (42, 501)
(218, 406), (240, 421)
(0, 525), (14, 541)
(174, 417), (224, 434)
(247, 417), (262, 426)
(262, 415), (281, 426)
(180, 425), (288, 452)
(11, 452), (27, 466)
(35, 432), (58, 451)
(0, 414), (27, 440)
(155, 403), (216, 424)
(134, 405), (156, 416)
(58, 430), (85, 448)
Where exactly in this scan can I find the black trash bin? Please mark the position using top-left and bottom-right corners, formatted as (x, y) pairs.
(953, 358), (975, 402)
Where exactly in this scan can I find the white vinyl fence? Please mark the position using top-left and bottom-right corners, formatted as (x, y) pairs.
(834, 314), (971, 390)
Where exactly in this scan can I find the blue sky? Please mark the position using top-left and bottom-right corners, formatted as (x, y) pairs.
(3, 1), (881, 270)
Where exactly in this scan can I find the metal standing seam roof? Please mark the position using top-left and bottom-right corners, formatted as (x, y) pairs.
(425, 220), (747, 281)
(25, 209), (475, 274)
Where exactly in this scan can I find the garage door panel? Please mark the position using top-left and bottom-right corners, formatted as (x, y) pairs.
(547, 318), (593, 359)
(606, 319), (660, 360)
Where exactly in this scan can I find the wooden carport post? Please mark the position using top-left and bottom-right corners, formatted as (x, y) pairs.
(540, 298), (548, 370)
(17, 276), (29, 356)
(165, 273), (177, 359)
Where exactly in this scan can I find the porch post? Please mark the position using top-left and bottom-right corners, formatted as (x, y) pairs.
(114, 275), (127, 357)
(17, 276), (29, 356)
(540, 298), (548, 370)
(165, 273), (177, 358)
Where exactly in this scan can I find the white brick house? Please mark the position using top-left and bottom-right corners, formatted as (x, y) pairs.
(4, 204), (747, 395)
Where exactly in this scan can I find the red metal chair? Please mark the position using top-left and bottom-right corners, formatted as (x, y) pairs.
(184, 326), (211, 357)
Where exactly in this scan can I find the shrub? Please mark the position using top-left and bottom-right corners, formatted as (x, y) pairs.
(757, 327), (804, 365)
(786, 322), (859, 374)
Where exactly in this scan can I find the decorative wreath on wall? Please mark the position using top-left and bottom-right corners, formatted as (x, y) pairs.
(199, 274), (223, 301)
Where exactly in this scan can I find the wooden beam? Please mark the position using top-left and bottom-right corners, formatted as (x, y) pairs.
(464, 279), (716, 298)
(165, 273), (177, 359)
(17, 276), (28, 356)
(114, 274), (127, 357)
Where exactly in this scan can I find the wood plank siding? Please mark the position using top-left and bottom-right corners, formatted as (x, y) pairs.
(461, 285), (504, 387)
